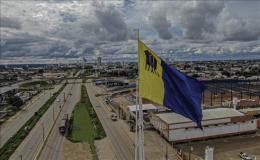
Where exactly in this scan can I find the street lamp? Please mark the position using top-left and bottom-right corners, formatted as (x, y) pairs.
(189, 146), (193, 160)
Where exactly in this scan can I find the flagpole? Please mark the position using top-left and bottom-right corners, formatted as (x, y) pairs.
(134, 29), (144, 160)
(137, 29), (145, 160)
(135, 29), (139, 160)
(135, 78), (139, 160)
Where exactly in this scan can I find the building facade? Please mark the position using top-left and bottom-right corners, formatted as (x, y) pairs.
(151, 108), (257, 143)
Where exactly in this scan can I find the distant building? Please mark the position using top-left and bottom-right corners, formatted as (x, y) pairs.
(235, 99), (260, 109)
(97, 57), (102, 66)
(151, 108), (257, 143)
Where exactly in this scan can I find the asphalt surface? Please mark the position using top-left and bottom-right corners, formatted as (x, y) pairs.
(38, 79), (81, 160)
(10, 80), (78, 160)
(0, 84), (62, 148)
(85, 81), (135, 160)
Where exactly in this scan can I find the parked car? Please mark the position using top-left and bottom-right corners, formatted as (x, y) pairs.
(111, 113), (117, 121)
(239, 152), (252, 160)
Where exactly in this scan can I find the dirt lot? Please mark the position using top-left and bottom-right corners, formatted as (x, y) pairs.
(176, 130), (260, 160)
(115, 118), (180, 160)
(95, 137), (117, 160)
(63, 139), (92, 160)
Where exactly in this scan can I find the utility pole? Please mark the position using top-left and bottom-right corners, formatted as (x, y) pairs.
(220, 92), (223, 106)
(210, 91), (213, 106)
(230, 82), (233, 101)
(64, 92), (66, 102)
(42, 123), (45, 141)
(53, 107), (55, 121)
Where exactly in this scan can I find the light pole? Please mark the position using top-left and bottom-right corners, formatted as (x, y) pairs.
(42, 123), (45, 142)
(53, 107), (55, 121)
(189, 146), (193, 160)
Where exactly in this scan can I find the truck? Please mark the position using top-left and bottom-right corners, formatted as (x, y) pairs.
(59, 114), (68, 135)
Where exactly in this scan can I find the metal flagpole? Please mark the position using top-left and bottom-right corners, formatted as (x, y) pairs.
(136, 29), (145, 160)
(135, 78), (139, 160)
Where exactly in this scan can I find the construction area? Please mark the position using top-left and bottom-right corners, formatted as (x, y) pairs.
(91, 78), (260, 160)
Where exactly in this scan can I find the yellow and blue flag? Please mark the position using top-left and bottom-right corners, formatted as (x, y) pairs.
(139, 40), (205, 128)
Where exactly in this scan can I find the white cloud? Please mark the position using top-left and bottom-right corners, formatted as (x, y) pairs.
(0, 0), (260, 61)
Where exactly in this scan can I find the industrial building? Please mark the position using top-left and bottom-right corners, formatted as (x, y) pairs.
(239, 107), (260, 128)
(151, 108), (257, 143)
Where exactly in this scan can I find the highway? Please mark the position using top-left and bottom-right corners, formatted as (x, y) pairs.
(10, 80), (78, 160)
(85, 81), (135, 160)
(0, 84), (62, 148)
(38, 79), (81, 160)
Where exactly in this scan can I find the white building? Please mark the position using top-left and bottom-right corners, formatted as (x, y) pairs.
(151, 108), (257, 143)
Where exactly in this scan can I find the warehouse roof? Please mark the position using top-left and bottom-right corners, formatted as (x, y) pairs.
(156, 108), (244, 124)
(239, 107), (260, 114)
(128, 103), (157, 112)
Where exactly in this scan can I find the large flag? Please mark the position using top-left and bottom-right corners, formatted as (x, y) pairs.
(139, 40), (205, 128)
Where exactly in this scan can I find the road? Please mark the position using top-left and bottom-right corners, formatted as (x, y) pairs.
(0, 84), (62, 148)
(0, 79), (43, 94)
(10, 80), (79, 160)
(38, 79), (81, 160)
(85, 81), (135, 160)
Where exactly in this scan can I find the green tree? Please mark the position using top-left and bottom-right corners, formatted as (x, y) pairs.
(7, 96), (23, 107)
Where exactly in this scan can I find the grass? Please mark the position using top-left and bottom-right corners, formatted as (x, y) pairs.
(0, 84), (66, 160)
(71, 103), (95, 142)
(68, 85), (106, 160)
(20, 80), (49, 88)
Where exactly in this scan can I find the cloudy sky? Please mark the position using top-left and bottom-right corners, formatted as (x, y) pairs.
(0, 0), (260, 62)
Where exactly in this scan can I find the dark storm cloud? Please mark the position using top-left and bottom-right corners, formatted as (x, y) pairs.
(220, 17), (260, 41)
(0, 17), (21, 29)
(1, 30), (74, 58)
(150, 10), (172, 40)
(180, 1), (224, 39)
(94, 4), (128, 41)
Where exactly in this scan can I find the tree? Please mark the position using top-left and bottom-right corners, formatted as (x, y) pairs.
(7, 96), (24, 107)
(221, 71), (230, 77)
(38, 69), (44, 74)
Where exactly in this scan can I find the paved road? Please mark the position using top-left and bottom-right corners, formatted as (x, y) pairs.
(85, 81), (135, 160)
(0, 84), (62, 148)
(38, 79), (81, 160)
(0, 79), (44, 94)
(10, 80), (77, 160)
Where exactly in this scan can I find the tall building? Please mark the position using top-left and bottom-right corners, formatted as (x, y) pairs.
(97, 57), (102, 66)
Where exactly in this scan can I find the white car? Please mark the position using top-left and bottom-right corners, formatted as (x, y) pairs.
(239, 152), (252, 160)
(111, 113), (118, 121)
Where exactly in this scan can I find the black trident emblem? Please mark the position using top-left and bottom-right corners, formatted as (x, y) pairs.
(144, 50), (159, 76)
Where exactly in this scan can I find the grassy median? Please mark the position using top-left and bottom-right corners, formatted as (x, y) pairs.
(71, 103), (95, 142)
(0, 84), (66, 160)
(68, 85), (106, 160)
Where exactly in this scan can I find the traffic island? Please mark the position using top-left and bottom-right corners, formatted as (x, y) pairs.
(67, 85), (106, 160)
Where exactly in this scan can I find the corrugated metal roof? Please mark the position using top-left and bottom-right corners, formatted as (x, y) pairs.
(128, 104), (157, 112)
(156, 108), (244, 124)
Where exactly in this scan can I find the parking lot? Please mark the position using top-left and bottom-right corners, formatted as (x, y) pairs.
(176, 130), (260, 160)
